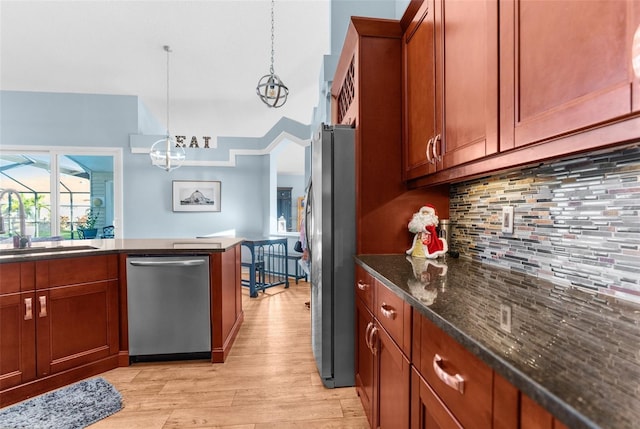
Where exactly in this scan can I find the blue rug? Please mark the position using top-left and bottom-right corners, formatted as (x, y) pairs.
(0, 377), (123, 429)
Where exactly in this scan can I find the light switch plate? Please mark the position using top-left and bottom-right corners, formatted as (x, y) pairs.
(500, 304), (512, 333)
(502, 206), (514, 233)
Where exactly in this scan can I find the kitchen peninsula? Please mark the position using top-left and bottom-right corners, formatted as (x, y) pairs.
(0, 237), (243, 407)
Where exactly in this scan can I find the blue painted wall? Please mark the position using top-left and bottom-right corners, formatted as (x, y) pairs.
(0, 1), (405, 240)
(1, 90), (269, 239)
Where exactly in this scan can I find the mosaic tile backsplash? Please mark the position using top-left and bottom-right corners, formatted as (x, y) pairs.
(449, 144), (640, 303)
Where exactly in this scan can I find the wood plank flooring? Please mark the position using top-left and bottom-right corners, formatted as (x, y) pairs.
(90, 281), (368, 428)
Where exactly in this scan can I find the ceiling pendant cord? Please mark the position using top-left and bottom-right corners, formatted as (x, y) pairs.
(270, 0), (275, 77)
(256, 0), (288, 108)
(149, 45), (186, 172)
(165, 45), (171, 142)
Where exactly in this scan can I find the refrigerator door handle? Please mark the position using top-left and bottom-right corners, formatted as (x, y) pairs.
(304, 181), (313, 260)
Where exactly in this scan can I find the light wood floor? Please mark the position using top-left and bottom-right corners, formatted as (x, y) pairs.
(90, 280), (368, 429)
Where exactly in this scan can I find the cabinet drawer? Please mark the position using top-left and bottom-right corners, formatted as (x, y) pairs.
(376, 279), (411, 355)
(411, 367), (462, 429)
(0, 262), (34, 294)
(36, 254), (118, 289)
(418, 313), (492, 429)
(355, 264), (374, 310)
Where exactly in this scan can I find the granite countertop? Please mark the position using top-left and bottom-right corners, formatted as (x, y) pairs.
(356, 254), (640, 429)
(0, 237), (244, 262)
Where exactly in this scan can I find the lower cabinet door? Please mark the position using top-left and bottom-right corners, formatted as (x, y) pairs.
(355, 297), (375, 426)
(36, 280), (119, 376)
(0, 291), (36, 391)
(376, 324), (410, 429)
(411, 368), (462, 429)
(521, 393), (570, 429)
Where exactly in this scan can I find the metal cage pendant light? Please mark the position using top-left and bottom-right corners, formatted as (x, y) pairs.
(150, 45), (186, 172)
(256, 0), (288, 108)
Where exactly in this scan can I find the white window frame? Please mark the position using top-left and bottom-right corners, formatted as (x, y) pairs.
(1, 145), (124, 238)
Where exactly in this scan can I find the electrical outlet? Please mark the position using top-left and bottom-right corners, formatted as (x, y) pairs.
(502, 206), (514, 233)
(500, 304), (512, 333)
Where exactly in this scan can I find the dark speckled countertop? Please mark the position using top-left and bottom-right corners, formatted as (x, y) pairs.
(0, 238), (244, 262)
(356, 254), (640, 429)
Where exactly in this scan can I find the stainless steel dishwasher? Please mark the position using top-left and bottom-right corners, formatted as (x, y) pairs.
(126, 255), (211, 362)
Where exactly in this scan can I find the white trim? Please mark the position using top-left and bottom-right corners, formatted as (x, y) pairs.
(131, 131), (310, 168)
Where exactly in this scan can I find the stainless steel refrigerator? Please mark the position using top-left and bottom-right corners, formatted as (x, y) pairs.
(304, 123), (356, 388)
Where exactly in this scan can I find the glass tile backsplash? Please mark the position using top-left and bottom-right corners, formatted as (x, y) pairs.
(449, 144), (640, 303)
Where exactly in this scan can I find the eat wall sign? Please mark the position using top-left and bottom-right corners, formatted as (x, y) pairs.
(175, 136), (213, 148)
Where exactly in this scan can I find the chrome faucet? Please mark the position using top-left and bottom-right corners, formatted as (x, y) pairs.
(0, 188), (27, 247)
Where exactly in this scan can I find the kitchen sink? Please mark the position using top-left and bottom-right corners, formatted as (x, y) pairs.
(0, 245), (99, 256)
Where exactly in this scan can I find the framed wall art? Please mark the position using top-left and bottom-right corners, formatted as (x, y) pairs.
(172, 180), (221, 212)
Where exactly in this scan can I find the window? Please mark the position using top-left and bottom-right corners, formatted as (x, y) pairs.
(0, 147), (122, 241)
(277, 187), (293, 232)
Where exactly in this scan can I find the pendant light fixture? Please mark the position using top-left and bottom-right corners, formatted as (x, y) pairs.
(256, 0), (289, 108)
(150, 45), (186, 172)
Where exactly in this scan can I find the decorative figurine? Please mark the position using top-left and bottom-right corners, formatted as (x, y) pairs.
(406, 204), (448, 259)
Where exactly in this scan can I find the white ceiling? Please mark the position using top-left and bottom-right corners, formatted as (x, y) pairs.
(0, 0), (331, 142)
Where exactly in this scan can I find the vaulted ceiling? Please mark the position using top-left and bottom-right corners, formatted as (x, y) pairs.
(0, 0), (331, 141)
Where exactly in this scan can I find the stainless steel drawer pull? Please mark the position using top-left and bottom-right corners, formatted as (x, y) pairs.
(24, 298), (33, 320)
(433, 354), (465, 394)
(380, 303), (397, 320)
(38, 295), (47, 318)
(357, 281), (370, 291)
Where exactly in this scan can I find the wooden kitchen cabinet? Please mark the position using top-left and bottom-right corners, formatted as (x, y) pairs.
(402, 0), (498, 181)
(34, 255), (119, 377)
(332, 17), (450, 254)
(403, 0), (437, 178)
(0, 262), (36, 392)
(210, 244), (243, 363)
(413, 310), (493, 429)
(500, 0), (640, 151)
(354, 266), (411, 428)
(356, 296), (376, 426)
(492, 368), (570, 429)
(376, 321), (411, 428)
(355, 265), (375, 425)
(1, 255), (119, 407)
(406, 0), (640, 188)
(520, 393), (570, 429)
(411, 367), (462, 429)
(412, 308), (570, 429)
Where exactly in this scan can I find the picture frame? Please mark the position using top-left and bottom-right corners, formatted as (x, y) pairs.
(172, 180), (221, 212)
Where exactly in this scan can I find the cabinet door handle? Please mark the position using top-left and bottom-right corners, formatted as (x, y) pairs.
(24, 298), (33, 320)
(357, 280), (370, 291)
(364, 321), (373, 350)
(380, 303), (397, 320)
(369, 326), (379, 355)
(432, 134), (442, 163)
(433, 354), (465, 394)
(425, 138), (434, 163)
(38, 295), (47, 318)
